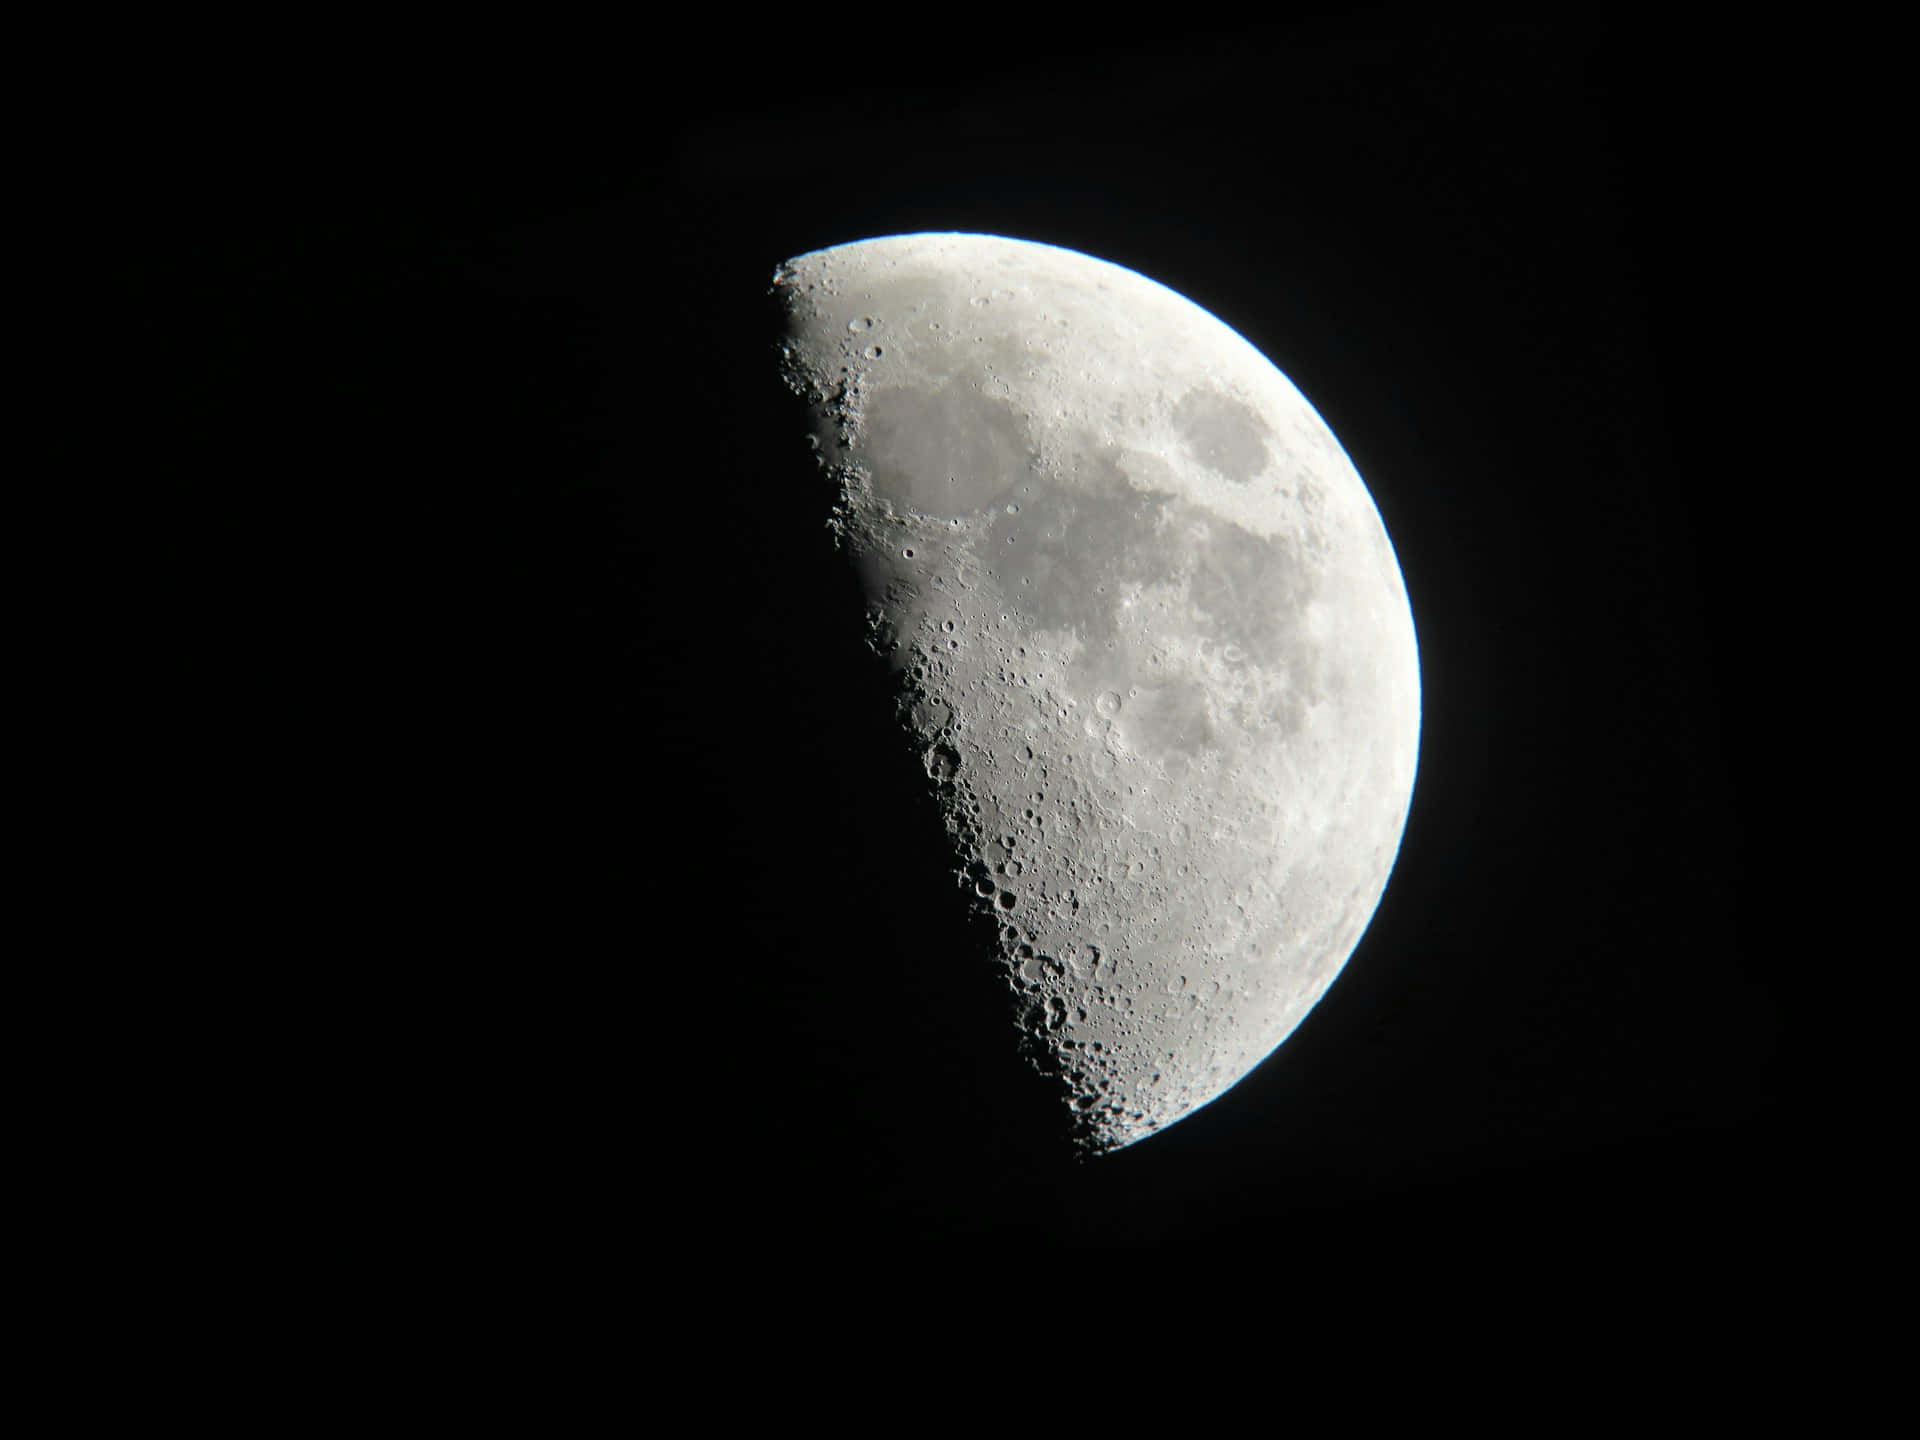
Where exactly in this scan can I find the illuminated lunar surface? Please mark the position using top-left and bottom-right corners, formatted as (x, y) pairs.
(774, 233), (1420, 1153)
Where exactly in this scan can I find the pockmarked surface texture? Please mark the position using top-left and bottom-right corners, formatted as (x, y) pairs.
(773, 233), (1420, 1153)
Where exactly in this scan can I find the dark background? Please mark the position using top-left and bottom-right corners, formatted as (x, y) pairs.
(165, 11), (1780, 1273)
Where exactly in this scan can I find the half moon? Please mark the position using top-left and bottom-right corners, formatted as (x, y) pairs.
(773, 233), (1420, 1153)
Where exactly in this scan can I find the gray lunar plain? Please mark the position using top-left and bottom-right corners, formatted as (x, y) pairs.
(774, 233), (1420, 1153)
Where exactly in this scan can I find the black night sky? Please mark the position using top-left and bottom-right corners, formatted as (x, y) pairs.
(172, 11), (1780, 1274)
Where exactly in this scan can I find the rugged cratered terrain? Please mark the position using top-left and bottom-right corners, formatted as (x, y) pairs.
(774, 233), (1420, 1153)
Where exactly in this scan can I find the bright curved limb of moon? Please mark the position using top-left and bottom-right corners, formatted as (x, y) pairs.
(773, 234), (1420, 1154)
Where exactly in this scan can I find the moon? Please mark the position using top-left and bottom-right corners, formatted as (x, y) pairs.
(773, 233), (1420, 1154)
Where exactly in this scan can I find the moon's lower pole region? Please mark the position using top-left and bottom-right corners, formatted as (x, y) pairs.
(773, 233), (1420, 1154)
